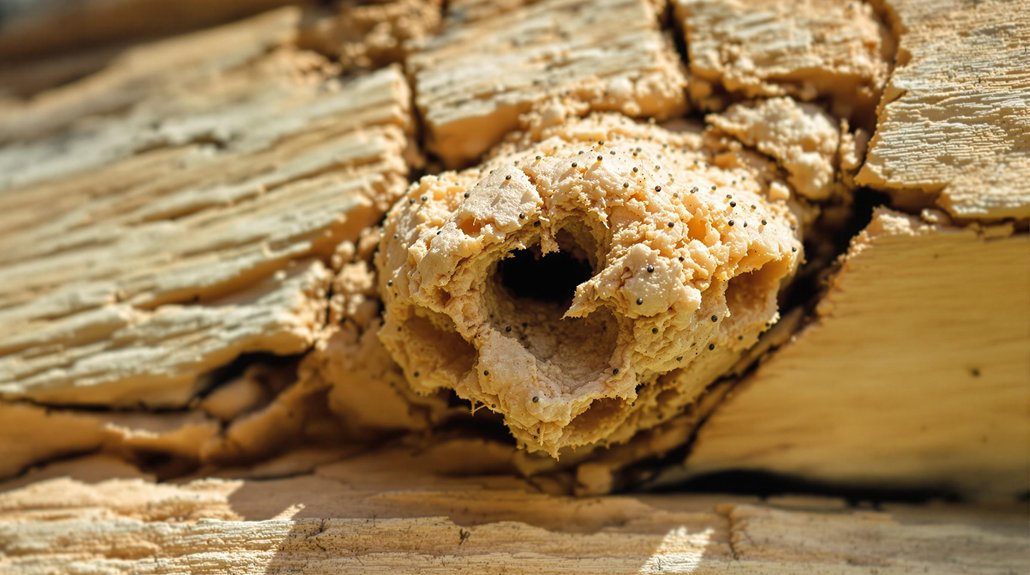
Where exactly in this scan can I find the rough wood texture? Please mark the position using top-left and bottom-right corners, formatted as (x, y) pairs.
(672, 209), (1030, 498)
(0, 451), (1025, 574)
(674, 0), (893, 123)
(858, 0), (1030, 219)
(410, 0), (688, 167)
(0, 9), (415, 407)
(297, 0), (442, 72)
(0, 0), (1027, 571)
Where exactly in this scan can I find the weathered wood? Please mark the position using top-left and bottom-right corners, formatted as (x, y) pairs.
(0, 452), (1025, 574)
(672, 209), (1030, 498)
(0, 10), (415, 408)
(409, 0), (688, 167)
(857, 0), (1030, 219)
(674, 0), (893, 124)
(0, 0), (1028, 570)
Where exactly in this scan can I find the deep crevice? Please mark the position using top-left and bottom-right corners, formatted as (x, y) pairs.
(650, 469), (963, 506)
(496, 247), (593, 307)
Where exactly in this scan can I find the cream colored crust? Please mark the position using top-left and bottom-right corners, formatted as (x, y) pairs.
(377, 114), (801, 456)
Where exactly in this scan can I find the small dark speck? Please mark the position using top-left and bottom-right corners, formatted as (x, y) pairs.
(636, 297), (644, 305)
(505, 174), (512, 181)
(711, 315), (718, 322)
(646, 264), (655, 273)
(655, 185), (662, 192)
(730, 201), (736, 207)
(667, 222), (675, 228)
(463, 192), (470, 198)
(413, 371), (420, 377)
(532, 396), (539, 403)
(613, 368), (620, 375)
(728, 220), (735, 226)
(676, 356), (683, 362)
(483, 370), (490, 376)
(505, 325), (512, 333)
(533, 221), (541, 227)
(651, 327), (658, 334)
(519, 212), (525, 219)
(708, 343), (715, 351)
(970, 367), (981, 377)
(421, 195), (428, 202)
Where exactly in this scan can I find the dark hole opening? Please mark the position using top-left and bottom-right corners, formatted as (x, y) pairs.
(496, 247), (593, 305)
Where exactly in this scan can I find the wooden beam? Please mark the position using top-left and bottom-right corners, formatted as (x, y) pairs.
(673, 209), (1030, 498)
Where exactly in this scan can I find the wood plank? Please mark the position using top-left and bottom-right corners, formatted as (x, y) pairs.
(672, 209), (1030, 498)
(0, 12), (415, 408)
(409, 0), (688, 167)
(0, 451), (1025, 574)
(857, 0), (1030, 220)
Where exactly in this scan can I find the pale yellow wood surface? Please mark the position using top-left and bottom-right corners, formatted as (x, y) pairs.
(677, 209), (1030, 498)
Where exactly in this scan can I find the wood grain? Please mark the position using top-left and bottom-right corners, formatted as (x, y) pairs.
(673, 209), (1030, 498)
(858, 0), (1030, 219)
(0, 10), (415, 408)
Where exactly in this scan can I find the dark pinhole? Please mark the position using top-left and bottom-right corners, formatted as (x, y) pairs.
(496, 247), (593, 305)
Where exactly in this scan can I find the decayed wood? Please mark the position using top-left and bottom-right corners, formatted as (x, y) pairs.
(857, 0), (1030, 219)
(671, 209), (1030, 498)
(0, 1), (1027, 570)
(0, 451), (1025, 574)
(409, 0), (688, 167)
(674, 0), (893, 124)
(0, 9), (415, 409)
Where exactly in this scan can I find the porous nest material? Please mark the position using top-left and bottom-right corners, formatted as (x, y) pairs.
(377, 114), (801, 456)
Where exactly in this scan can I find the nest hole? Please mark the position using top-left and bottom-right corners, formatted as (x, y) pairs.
(495, 245), (593, 306)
